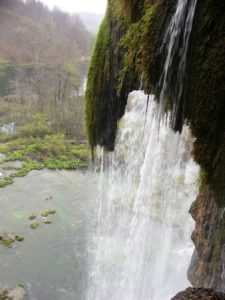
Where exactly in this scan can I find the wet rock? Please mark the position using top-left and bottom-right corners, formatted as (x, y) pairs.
(0, 233), (24, 247)
(28, 214), (36, 220)
(15, 236), (24, 242)
(171, 287), (225, 300)
(0, 285), (26, 300)
(40, 210), (56, 217)
(0, 233), (16, 247)
(43, 220), (52, 224)
(30, 222), (39, 229)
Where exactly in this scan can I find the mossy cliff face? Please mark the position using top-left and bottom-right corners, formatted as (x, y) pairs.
(85, 0), (225, 290)
(188, 182), (225, 291)
(85, 0), (177, 150)
(184, 0), (225, 290)
(85, 1), (140, 151)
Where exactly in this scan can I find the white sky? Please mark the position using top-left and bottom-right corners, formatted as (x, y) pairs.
(41, 0), (107, 14)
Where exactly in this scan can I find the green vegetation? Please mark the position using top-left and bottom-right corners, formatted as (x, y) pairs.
(186, 0), (225, 207)
(15, 235), (24, 242)
(86, 0), (225, 206)
(44, 221), (52, 225)
(0, 133), (89, 188)
(30, 222), (39, 229)
(85, 0), (176, 150)
(85, 16), (111, 149)
(40, 210), (56, 217)
(0, 0), (92, 66)
(29, 214), (36, 220)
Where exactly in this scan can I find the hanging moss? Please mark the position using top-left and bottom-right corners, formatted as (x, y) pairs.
(186, 0), (225, 207)
(85, 4), (140, 151)
(85, 0), (176, 151)
(86, 0), (225, 207)
(85, 16), (111, 149)
(85, 0), (225, 291)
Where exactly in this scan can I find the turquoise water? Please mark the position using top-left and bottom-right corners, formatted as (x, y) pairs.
(0, 169), (97, 300)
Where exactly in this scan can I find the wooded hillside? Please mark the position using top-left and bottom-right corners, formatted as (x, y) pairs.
(0, 0), (94, 140)
(0, 0), (92, 64)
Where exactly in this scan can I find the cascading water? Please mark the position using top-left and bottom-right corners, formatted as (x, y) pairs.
(87, 92), (199, 300)
(159, 0), (197, 127)
(86, 0), (198, 299)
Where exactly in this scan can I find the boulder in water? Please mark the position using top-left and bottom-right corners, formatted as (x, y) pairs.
(0, 233), (24, 247)
(171, 287), (225, 299)
(0, 285), (26, 300)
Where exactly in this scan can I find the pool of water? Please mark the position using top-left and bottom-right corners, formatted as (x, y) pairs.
(0, 169), (97, 300)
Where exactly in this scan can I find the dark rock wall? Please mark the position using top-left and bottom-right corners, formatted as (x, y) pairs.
(171, 287), (225, 300)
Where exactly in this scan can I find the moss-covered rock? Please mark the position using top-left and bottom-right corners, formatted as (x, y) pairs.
(30, 222), (39, 229)
(0, 285), (26, 300)
(0, 233), (24, 247)
(28, 214), (36, 221)
(85, 0), (225, 290)
(171, 287), (225, 300)
(40, 210), (56, 217)
(185, 0), (225, 207)
(85, 4), (140, 151)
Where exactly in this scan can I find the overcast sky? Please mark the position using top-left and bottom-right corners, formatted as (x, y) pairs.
(41, 0), (107, 14)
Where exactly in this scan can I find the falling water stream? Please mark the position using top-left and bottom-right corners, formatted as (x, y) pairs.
(87, 92), (199, 300)
(86, 0), (199, 299)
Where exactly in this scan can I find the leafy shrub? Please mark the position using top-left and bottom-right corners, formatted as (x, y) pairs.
(20, 123), (51, 138)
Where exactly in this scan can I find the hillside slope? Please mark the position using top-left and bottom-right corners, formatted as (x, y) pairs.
(0, 2), (92, 65)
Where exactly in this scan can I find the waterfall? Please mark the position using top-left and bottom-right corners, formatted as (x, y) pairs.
(87, 92), (199, 300)
(159, 0), (197, 127)
(86, 0), (198, 299)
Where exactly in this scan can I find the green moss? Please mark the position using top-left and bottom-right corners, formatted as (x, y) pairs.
(0, 177), (14, 188)
(13, 160), (44, 177)
(85, 0), (176, 151)
(30, 222), (39, 229)
(15, 235), (24, 242)
(0, 135), (89, 188)
(117, 4), (158, 94)
(186, 0), (225, 206)
(85, 16), (111, 149)
(28, 214), (36, 220)
(2, 165), (16, 170)
(44, 220), (52, 224)
(40, 210), (56, 217)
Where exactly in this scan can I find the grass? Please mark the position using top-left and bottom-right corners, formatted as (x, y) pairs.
(0, 133), (89, 188)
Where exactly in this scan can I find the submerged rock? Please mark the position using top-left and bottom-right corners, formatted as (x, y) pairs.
(171, 287), (225, 299)
(30, 222), (39, 229)
(40, 210), (56, 217)
(43, 220), (52, 224)
(0, 233), (24, 247)
(0, 285), (26, 300)
(15, 236), (24, 242)
(28, 214), (36, 220)
(0, 233), (16, 247)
